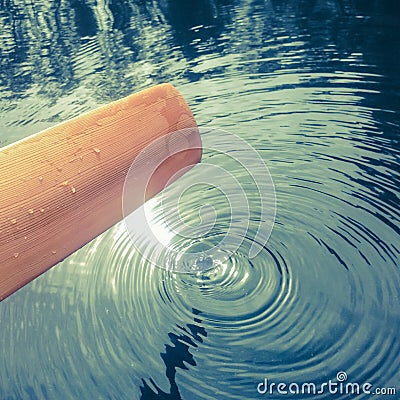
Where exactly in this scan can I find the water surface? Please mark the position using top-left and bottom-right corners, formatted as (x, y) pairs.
(0, 1), (399, 399)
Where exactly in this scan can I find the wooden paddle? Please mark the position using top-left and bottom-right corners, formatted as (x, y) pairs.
(0, 83), (201, 301)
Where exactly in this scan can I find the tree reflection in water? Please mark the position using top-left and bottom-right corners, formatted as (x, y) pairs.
(140, 308), (207, 400)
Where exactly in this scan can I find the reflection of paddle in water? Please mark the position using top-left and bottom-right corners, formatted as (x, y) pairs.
(140, 308), (207, 400)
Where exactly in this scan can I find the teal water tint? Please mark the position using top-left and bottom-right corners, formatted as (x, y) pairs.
(1, 1), (399, 399)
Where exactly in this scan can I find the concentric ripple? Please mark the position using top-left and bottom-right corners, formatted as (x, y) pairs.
(1, 1), (400, 399)
(123, 128), (276, 274)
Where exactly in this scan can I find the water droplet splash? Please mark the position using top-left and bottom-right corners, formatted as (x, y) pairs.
(194, 255), (214, 271)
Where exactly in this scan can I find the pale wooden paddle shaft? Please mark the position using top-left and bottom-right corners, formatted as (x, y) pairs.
(0, 83), (201, 301)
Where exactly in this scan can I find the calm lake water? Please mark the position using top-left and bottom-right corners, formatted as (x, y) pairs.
(1, 0), (399, 399)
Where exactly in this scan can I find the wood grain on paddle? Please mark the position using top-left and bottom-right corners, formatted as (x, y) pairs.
(0, 83), (201, 301)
